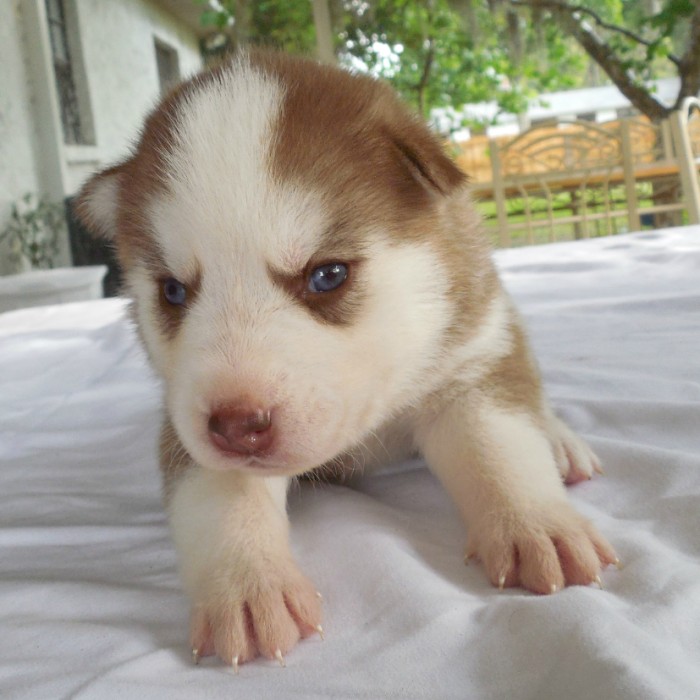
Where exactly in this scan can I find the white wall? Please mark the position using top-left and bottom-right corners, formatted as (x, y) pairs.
(0, 1), (44, 275)
(0, 0), (203, 274)
(68, 0), (203, 190)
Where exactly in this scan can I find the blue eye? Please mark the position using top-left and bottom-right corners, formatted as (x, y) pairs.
(308, 263), (348, 293)
(163, 278), (187, 305)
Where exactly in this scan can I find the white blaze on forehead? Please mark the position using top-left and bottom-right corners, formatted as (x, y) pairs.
(149, 55), (326, 278)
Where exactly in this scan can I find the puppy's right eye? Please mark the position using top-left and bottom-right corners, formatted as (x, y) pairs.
(308, 263), (348, 293)
(163, 278), (187, 306)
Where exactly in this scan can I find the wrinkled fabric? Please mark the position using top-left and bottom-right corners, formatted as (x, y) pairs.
(1, 227), (699, 700)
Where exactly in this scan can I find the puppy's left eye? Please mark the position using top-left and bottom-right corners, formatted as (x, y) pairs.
(163, 278), (187, 305)
(308, 263), (348, 293)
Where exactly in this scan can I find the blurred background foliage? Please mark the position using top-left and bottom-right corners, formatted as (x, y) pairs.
(195, 0), (700, 127)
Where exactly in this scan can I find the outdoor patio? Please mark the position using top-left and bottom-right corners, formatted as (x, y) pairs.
(455, 98), (700, 247)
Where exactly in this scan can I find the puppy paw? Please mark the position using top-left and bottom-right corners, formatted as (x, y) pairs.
(466, 502), (617, 594)
(190, 560), (322, 668)
(549, 416), (603, 484)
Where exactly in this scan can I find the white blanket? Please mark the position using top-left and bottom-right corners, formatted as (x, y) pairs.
(1, 227), (699, 699)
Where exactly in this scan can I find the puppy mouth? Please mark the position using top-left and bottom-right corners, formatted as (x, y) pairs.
(211, 444), (278, 470)
(211, 448), (312, 476)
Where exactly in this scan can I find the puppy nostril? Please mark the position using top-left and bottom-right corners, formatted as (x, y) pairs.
(208, 406), (274, 456)
(245, 409), (272, 433)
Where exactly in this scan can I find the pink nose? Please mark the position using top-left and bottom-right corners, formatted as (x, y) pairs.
(208, 406), (274, 456)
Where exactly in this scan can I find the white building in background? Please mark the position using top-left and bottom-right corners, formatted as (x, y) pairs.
(434, 77), (683, 141)
(0, 0), (205, 274)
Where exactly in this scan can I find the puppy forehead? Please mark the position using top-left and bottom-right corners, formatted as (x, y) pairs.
(149, 56), (328, 276)
(149, 183), (326, 280)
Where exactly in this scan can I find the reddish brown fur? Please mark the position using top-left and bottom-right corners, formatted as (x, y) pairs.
(156, 269), (202, 339)
(268, 257), (366, 326)
(250, 51), (466, 222)
(478, 315), (546, 415)
(248, 51), (502, 345)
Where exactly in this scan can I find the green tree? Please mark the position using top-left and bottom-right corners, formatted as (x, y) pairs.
(198, 0), (316, 54)
(506, 0), (700, 121)
(196, 0), (700, 123)
(197, 0), (590, 121)
(338, 0), (588, 118)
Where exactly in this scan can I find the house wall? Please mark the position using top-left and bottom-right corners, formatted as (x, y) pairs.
(0, 0), (202, 275)
(67, 0), (203, 191)
(0, 1), (44, 275)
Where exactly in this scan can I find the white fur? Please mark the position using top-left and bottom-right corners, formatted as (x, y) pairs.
(100, 58), (503, 480)
(82, 175), (120, 239)
(136, 59), (459, 475)
(416, 402), (568, 527)
(151, 231), (454, 476)
(155, 56), (324, 278)
(169, 469), (289, 596)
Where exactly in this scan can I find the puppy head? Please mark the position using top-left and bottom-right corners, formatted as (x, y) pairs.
(76, 52), (493, 476)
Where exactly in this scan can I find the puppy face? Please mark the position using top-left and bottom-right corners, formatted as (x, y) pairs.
(77, 52), (496, 476)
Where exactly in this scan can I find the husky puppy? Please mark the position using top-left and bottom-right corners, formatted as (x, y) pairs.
(76, 51), (616, 668)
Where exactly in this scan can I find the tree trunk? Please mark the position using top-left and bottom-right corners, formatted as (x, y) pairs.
(416, 38), (436, 117)
(506, 9), (523, 66)
(674, 4), (700, 108)
(448, 0), (480, 42)
(511, 0), (700, 122)
(545, 4), (672, 122)
(416, 1), (437, 117)
(232, 0), (249, 50)
(312, 0), (335, 64)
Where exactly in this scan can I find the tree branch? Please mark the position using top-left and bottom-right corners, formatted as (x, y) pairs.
(312, 0), (335, 64)
(510, 0), (681, 66)
(447, 0), (479, 42)
(416, 37), (436, 116)
(520, 1), (672, 121)
(675, 3), (700, 107)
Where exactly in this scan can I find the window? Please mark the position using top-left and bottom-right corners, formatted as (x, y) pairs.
(617, 107), (637, 120)
(45, 0), (92, 145)
(155, 39), (180, 95)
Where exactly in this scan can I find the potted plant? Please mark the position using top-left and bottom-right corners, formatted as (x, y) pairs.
(0, 192), (63, 271)
(0, 193), (107, 313)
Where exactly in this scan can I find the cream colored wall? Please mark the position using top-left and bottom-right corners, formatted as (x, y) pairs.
(68, 0), (203, 191)
(0, 0), (203, 274)
(0, 1), (44, 274)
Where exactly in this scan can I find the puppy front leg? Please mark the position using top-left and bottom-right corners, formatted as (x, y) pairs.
(415, 400), (617, 593)
(166, 467), (322, 667)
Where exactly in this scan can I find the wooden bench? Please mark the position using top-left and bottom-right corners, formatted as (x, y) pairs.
(453, 101), (700, 246)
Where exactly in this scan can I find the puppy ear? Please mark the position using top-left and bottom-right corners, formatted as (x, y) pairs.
(73, 164), (125, 240)
(388, 121), (466, 197)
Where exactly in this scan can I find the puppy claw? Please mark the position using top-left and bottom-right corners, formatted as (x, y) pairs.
(316, 591), (323, 600)
(316, 625), (325, 641)
(550, 583), (558, 594)
(232, 656), (239, 675)
(192, 648), (200, 666)
(275, 649), (286, 668)
(613, 557), (623, 570)
(594, 575), (604, 590)
(498, 574), (506, 591)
